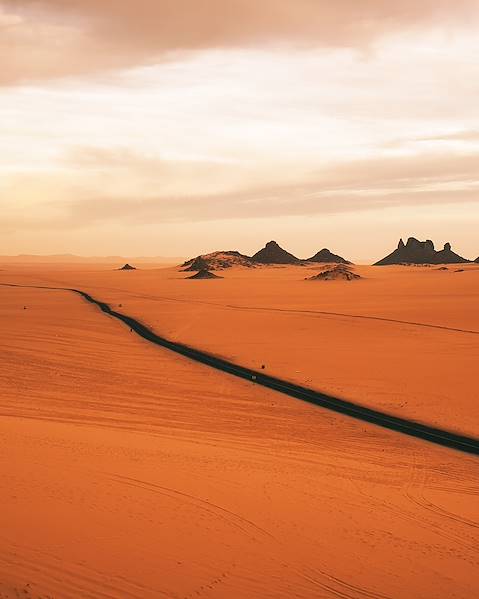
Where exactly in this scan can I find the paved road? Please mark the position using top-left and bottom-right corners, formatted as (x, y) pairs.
(3, 282), (479, 456)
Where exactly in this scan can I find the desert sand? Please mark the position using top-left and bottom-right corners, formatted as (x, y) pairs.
(1, 263), (478, 598)
(5, 262), (478, 435)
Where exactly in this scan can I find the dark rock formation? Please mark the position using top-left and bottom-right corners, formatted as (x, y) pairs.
(181, 251), (254, 271)
(374, 238), (470, 265)
(119, 263), (136, 270)
(474, 256), (479, 263)
(305, 265), (361, 281)
(182, 256), (209, 271)
(434, 242), (470, 264)
(187, 269), (223, 279)
(305, 248), (351, 264)
(374, 237), (434, 265)
(252, 241), (299, 264)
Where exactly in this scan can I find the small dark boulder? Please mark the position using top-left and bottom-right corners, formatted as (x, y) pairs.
(119, 263), (136, 270)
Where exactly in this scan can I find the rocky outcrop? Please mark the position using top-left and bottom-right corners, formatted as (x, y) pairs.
(182, 243), (349, 268)
(181, 251), (254, 271)
(182, 256), (209, 271)
(305, 248), (351, 264)
(474, 257), (479, 263)
(252, 241), (299, 264)
(433, 242), (470, 264)
(374, 238), (470, 265)
(374, 237), (434, 265)
(305, 265), (361, 281)
(119, 263), (136, 270)
(187, 269), (223, 279)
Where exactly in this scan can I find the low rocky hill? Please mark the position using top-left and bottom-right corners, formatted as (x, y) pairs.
(182, 251), (255, 271)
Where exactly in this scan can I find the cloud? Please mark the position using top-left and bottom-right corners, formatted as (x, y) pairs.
(2, 0), (479, 84)
(414, 130), (479, 143)
(64, 188), (479, 227)
(384, 130), (479, 148)
(4, 148), (478, 231)
(62, 146), (272, 197)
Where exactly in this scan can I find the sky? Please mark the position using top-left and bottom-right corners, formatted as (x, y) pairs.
(1, 0), (479, 261)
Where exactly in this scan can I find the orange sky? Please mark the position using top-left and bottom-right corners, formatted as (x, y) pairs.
(1, 0), (479, 261)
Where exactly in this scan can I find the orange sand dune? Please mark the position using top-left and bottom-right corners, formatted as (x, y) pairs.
(0, 281), (478, 598)
(2, 263), (477, 436)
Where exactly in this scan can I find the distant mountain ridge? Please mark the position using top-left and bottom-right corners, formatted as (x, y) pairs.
(374, 238), (470, 265)
(0, 254), (185, 264)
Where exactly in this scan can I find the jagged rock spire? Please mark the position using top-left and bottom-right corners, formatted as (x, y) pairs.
(375, 237), (470, 265)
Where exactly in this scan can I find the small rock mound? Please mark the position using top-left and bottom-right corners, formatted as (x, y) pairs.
(187, 269), (223, 279)
(252, 240), (299, 264)
(119, 263), (136, 270)
(306, 265), (361, 281)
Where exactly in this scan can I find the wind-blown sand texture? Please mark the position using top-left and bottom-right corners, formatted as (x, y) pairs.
(1, 264), (478, 598)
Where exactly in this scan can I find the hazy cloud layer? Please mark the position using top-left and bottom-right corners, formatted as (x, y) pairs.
(2, 0), (479, 84)
(2, 2), (479, 257)
(3, 149), (478, 230)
